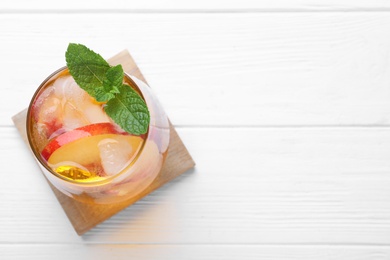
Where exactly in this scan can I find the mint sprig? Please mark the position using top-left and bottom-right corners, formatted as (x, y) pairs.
(65, 43), (150, 135)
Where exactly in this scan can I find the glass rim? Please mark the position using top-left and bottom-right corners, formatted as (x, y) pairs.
(26, 66), (149, 186)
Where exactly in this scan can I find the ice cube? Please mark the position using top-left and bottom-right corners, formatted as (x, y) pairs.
(61, 102), (89, 130)
(83, 105), (111, 124)
(54, 77), (86, 101)
(36, 94), (62, 138)
(52, 75), (111, 129)
(98, 138), (133, 176)
(66, 80), (91, 106)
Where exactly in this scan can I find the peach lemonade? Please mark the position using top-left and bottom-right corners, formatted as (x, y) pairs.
(27, 44), (170, 204)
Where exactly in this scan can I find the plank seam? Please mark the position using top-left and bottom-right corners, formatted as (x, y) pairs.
(3, 9), (390, 14)
(0, 242), (390, 247)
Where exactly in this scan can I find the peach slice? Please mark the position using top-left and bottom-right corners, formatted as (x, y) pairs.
(41, 122), (126, 161)
(47, 134), (143, 170)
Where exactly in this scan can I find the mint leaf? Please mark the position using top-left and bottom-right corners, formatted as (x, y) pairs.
(104, 65), (122, 96)
(104, 65), (123, 91)
(104, 84), (150, 135)
(65, 43), (110, 98)
(95, 88), (116, 102)
(95, 65), (123, 102)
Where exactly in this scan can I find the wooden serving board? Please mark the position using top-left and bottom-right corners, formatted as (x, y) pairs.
(12, 50), (195, 235)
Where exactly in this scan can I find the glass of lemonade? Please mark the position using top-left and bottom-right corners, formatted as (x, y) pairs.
(26, 67), (170, 204)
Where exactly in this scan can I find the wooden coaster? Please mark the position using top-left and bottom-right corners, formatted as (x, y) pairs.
(12, 50), (195, 235)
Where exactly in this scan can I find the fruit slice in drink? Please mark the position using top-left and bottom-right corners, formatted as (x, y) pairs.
(42, 124), (143, 182)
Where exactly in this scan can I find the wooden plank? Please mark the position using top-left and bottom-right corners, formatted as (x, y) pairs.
(1, 0), (390, 11)
(11, 50), (195, 235)
(1, 245), (390, 260)
(3, 13), (390, 126)
(3, 126), (390, 243)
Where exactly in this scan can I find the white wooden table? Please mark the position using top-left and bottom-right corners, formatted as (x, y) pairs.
(2, 1), (390, 259)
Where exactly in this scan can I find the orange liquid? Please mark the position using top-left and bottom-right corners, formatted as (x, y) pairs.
(28, 69), (146, 183)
